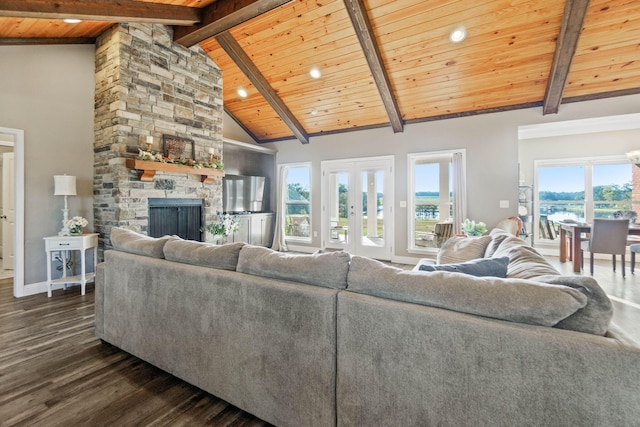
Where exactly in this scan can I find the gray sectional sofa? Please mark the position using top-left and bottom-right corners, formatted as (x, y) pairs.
(95, 227), (640, 427)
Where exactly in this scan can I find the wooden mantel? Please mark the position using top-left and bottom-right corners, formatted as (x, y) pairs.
(125, 159), (225, 183)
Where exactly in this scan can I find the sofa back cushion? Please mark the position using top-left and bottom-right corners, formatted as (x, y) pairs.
(237, 246), (351, 289)
(164, 240), (244, 271)
(110, 227), (179, 258)
(492, 236), (559, 279)
(437, 235), (492, 264)
(347, 256), (588, 328)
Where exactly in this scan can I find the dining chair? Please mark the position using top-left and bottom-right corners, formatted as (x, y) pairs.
(580, 218), (630, 278)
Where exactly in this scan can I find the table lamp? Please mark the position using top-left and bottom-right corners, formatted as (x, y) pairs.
(54, 175), (77, 236)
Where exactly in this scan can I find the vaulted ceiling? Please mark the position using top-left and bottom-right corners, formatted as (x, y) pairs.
(1, 0), (639, 144)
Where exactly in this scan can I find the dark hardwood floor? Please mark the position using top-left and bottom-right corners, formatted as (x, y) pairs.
(0, 279), (271, 427)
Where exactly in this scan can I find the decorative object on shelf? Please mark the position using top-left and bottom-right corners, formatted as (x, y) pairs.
(202, 212), (240, 243)
(126, 159), (224, 183)
(163, 134), (195, 161)
(461, 218), (487, 236)
(134, 136), (224, 176)
(518, 185), (534, 245)
(54, 174), (77, 236)
(65, 216), (88, 235)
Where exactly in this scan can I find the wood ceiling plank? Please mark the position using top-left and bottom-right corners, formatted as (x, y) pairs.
(542, 0), (591, 115)
(173, 0), (293, 47)
(215, 31), (310, 144)
(0, 0), (200, 25)
(343, 0), (403, 133)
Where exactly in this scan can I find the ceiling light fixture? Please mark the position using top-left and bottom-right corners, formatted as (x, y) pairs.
(237, 88), (248, 98)
(63, 18), (82, 24)
(311, 109), (318, 115)
(449, 27), (466, 43)
(309, 67), (321, 79)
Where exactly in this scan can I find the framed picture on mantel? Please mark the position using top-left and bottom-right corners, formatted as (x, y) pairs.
(163, 135), (195, 161)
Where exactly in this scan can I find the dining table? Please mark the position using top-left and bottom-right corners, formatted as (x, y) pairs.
(558, 221), (640, 272)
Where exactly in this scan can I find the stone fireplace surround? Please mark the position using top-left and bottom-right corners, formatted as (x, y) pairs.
(93, 23), (223, 254)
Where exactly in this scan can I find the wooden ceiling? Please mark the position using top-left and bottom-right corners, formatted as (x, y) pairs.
(1, 0), (639, 144)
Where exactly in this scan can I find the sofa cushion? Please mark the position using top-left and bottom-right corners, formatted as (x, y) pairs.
(437, 235), (492, 264)
(347, 256), (587, 327)
(492, 236), (559, 279)
(536, 275), (613, 336)
(237, 245), (351, 290)
(110, 227), (179, 258)
(164, 240), (244, 271)
(484, 228), (513, 258)
(419, 256), (509, 278)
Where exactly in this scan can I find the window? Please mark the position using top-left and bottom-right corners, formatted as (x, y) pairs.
(535, 156), (633, 242)
(283, 164), (311, 240)
(408, 150), (466, 252)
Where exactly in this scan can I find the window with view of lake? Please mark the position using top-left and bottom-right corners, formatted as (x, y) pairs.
(536, 159), (633, 241)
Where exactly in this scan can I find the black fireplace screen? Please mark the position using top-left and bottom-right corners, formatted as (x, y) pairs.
(148, 198), (203, 241)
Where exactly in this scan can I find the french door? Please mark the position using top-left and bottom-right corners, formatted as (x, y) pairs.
(321, 156), (394, 260)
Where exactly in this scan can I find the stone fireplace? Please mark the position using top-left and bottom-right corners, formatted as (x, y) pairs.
(94, 23), (223, 251)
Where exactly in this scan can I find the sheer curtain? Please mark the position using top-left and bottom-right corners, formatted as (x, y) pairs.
(270, 165), (289, 252)
(452, 152), (467, 234)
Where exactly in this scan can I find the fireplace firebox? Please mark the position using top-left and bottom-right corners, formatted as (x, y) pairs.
(148, 198), (203, 241)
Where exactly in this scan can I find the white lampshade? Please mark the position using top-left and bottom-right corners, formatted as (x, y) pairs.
(54, 175), (77, 196)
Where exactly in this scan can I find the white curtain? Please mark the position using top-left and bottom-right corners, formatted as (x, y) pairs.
(452, 152), (467, 234)
(271, 165), (289, 252)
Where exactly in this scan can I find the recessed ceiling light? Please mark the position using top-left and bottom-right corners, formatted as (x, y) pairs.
(237, 88), (248, 98)
(309, 67), (321, 79)
(449, 27), (466, 43)
(311, 109), (318, 115)
(64, 18), (82, 24)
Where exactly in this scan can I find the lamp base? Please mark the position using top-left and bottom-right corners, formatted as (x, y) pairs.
(59, 207), (70, 236)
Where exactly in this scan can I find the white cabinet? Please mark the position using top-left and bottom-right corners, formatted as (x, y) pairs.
(230, 213), (274, 247)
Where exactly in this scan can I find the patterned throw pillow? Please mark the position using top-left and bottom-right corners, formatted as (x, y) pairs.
(437, 235), (492, 264)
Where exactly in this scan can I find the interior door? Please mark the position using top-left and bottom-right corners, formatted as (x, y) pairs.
(322, 157), (393, 260)
(3, 152), (15, 270)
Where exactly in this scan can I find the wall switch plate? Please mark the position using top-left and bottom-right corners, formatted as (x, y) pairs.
(313, 231), (317, 237)
(499, 200), (509, 208)
(399, 201), (407, 208)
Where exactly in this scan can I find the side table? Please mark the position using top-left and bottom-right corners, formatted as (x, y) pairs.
(44, 233), (99, 297)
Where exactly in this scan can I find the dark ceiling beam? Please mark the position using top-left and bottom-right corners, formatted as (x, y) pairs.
(343, 0), (403, 133)
(0, 37), (95, 45)
(543, 0), (591, 115)
(174, 0), (293, 47)
(0, 0), (201, 26)
(216, 31), (310, 145)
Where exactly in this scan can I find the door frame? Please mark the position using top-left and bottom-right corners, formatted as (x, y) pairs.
(321, 155), (394, 260)
(0, 127), (24, 297)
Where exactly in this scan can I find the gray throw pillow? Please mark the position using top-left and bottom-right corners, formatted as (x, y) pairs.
(110, 227), (180, 258)
(437, 235), (492, 264)
(237, 245), (351, 289)
(347, 256), (587, 328)
(419, 256), (509, 278)
(164, 240), (244, 271)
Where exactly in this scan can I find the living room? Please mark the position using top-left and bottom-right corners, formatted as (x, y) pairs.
(1, 0), (640, 425)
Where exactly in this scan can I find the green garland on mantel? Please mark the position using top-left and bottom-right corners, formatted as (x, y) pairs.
(137, 149), (224, 172)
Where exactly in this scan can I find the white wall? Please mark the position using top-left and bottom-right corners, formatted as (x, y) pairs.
(0, 45), (95, 285)
(268, 94), (640, 260)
